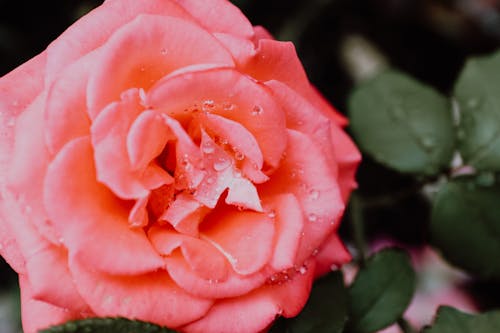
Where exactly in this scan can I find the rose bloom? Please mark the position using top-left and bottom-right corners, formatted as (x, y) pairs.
(0, 0), (360, 332)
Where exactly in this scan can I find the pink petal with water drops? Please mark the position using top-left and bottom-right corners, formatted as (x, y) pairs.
(200, 113), (264, 169)
(259, 129), (344, 265)
(69, 257), (213, 328)
(200, 208), (274, 275)
(45, 0), (191, 83)
(146, 67), (287, 168)
(87, 14), (234, 117)
(44, 137), (164, 275)
(265, 194), (304, 271)
(196, 131), (262, 211)
(313, 232), (352, 277)
(242, 39), (347, 125)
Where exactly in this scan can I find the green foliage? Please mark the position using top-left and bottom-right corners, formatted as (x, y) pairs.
(288, 271), (348, 333)
(430, 176), (500, 280)
(39, 317), (177, 333)
(423, 306), (500, 333)
(454, 51), (500, 171)
(347, 249), (416, 333)
(348, 69), (455, 175)
(269, 271), (348, 333)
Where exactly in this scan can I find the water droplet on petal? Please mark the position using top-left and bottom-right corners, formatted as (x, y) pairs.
(298, 266), (307, 275)
(234, 150), (245, 161)
(202, 141), (215, 154)
(251, 105), (263, 115)
(267, 210), (276, 219)
(308, 189), (319, 200)
(213, 157), (231, 171)
(222, 102), (234, 111)
(206, 177), (215, 184)
(308, 213), (318, 222)
(202, 100), (215, 112)
(160, 48), (168, 55)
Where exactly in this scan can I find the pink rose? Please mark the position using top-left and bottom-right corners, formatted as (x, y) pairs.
(0, 0), (360, 332)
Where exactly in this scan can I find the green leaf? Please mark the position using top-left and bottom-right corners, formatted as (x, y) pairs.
(348, 69), (455, 175)
(39, 317), (177, 333)
(454, 50), (500, 171)
(347, 248), (416, 333)
(430, 176), (500, 280)
(423, 306), (500, 333)
(269, 271), (348, 333)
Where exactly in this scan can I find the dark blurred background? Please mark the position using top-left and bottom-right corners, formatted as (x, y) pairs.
(1, 0), (499, 331)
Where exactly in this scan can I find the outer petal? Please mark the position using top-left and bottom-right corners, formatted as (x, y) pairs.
(45, 0), (191, 82)
(176, 0), (254, 39)
(44, 137), (164, 275)
(69, 257), (213, 328)
(0, 51), (46, 179)
(19, 276), (86, 333)
(183, 260), (316, 333)
(259, 130), (344, 265)
(87, 14), (235, 117)
(241, 39), (346, 125)
(314, 233), (352, 277)
(44, 50), (98, 154)
(7, 94), (59, 244)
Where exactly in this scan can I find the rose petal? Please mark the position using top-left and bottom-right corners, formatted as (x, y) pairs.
(0, 190), (87, 311)
(44, 137), (164, 275)
(19, 275), (84, 333)
(147, 67), (287, 169)
(6, 94), (60, 244)
(92, 89), (171, 199)
(45, 0), (191, 83)
(160, 193), (209, 237)
(214, 33), (256, 67)
(265, 194), (304, 271)
(195, 131), (263, 211)
(69, 257), (213, 328)
(183, 261), (315, 333)
(87, 14), (235, 117)
(128, 196), (149, 228)
(148, 226), (228, 281)
(200, 208), (275, 275)
(259, 129), (344, 265)
(176, 0), (254, 38)
(166, 252), (267, 299)
(127, 110), (173, 171)
(252, 26), (274, 41)
(0, 51), (46, 179)
(313, 232), (352, 277)
(242, 39), (346, 125)
(44, 50), (96, 154)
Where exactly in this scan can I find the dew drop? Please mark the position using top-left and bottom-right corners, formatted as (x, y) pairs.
(213, 157), (231, 171)
(234, 150), (245, 161)
(421, 137), (436, 150)
(298, 266), (307, 275)
(206, 177), (215, 184)
(251, 105), (263, 115)
(202, 100), (215, 112)
(234, 170), (242, 178)
(312, 249), (319, 256)
(467, 98), (480, 109)
(308, 213), (318, 222)
(330, 264), (339, 271)
(139, 66), (146, 72)
(202, 141), (215, 154)
(267, 210), (276, 219)
(160, 48), (168, 55)
(308, 189), (319, 200)
(222, 102), (234, 111)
